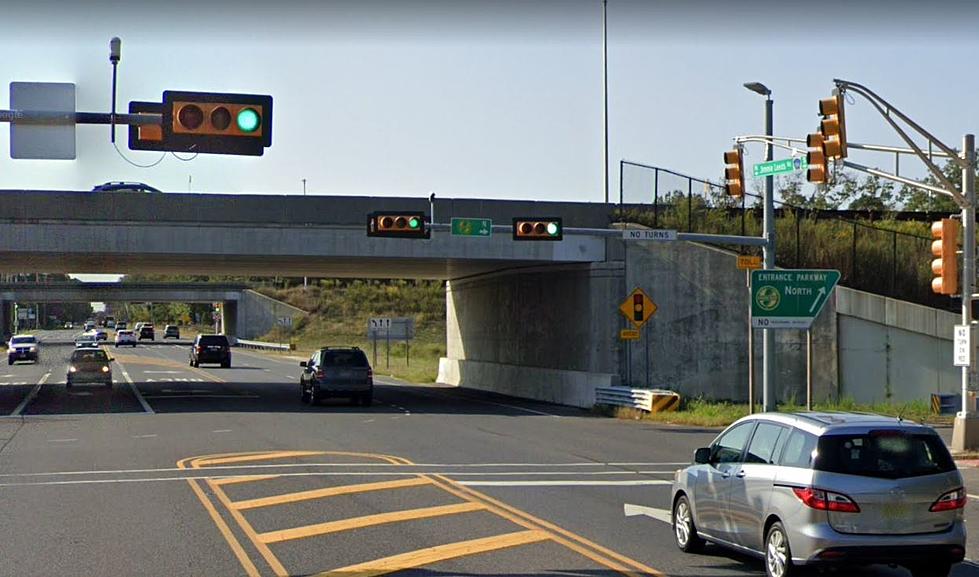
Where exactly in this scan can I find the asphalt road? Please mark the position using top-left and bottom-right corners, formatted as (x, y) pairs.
(0, 329), (977, 576)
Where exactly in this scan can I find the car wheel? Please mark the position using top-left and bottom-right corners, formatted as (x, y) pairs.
(908, 562), (952, 577)
(765, 521), (794, 577)
(7, 358), (12, 366)
(221, 361), (230, 369)
(66, 379), (73, 389)
(672, 494), (705, 553)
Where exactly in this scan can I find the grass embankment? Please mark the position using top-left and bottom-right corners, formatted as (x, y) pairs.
(254, 280), (446, 383)
(599, 397), (943, 428)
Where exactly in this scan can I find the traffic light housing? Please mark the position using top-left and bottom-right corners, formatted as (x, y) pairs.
(367, 212), (430, 239)
(818, 92), (847, 159)
(931, 218), (960, 295)
(632, 293), (644, 322)
(723, 149), (745, 197)
(512, 218), (563, 241)
(160, 91), (273, 156)
(806, 133), (828, 183)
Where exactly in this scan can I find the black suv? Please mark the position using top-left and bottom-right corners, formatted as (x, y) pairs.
(164, 325), (180, 339)
(190, 334), (231, 368)
(139, 324), (155, 340)
(300, 347), (373, 406)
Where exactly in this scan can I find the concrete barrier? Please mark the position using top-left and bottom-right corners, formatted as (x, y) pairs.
(236, 338), (294, 351)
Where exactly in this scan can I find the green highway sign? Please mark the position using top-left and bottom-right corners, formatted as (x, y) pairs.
(450, 217), (492, 237)
(751, 269), (840, 329)
(752, 157), (808, 178)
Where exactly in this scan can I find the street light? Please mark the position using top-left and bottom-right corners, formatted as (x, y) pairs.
(744, 81), (776, 413)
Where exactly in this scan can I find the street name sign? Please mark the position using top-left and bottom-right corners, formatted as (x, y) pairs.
(450, 217), (492, 237)
(954, 325), (973, 368)
(737, 255), (763, 270)
(752, 157), (808, 179)
(750, 269), (840, 329)
(618, 288), (657, 329)
(622, 229), (678, 241)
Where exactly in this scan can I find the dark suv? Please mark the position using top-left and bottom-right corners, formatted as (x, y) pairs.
(300, 347), (373, 406)
(164, 325), (180, 339)
(139, 324), (155, 340)
(190, 334), (231, 368)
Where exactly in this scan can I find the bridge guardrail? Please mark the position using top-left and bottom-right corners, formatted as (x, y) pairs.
(595, 387), (679, 413)
(235, 338), (295, 352)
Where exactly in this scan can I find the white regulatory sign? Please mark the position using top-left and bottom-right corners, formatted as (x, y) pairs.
(622, 229), (678, 241)
(954, 324), (972, 367)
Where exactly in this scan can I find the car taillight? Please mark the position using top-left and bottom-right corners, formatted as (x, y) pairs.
(930, 487), (967, 512)
(792, 487), (860, 513)
(315, 369), (326, 379)
(367, 367), (373, 379)
(196, 345), (203, 352)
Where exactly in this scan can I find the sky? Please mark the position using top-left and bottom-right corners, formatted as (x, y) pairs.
(2, 0), (979, 208)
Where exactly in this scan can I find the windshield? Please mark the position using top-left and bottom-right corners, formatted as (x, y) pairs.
(816, 432), (956, 479)
(11, 337), (36, 345)
(71, 350), (108, 362)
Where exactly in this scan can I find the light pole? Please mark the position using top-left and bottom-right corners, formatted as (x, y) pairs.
(602, 0), (608, 204)
(744, 81), (776, 412)
(302, 178), (308, 288)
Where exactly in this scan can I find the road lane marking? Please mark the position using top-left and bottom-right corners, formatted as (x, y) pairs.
(258, 502), (485, 544)
(11, 372), (49, 416)
(212, 429), (233, 433)
(47, 438), (78, 443)
(131, 434), (158, 439)
(461, 480), (672, 487)
(623, 503), (672, 524)
(195, 450), (327, 467)
(142, 394), (260, 399)
(231, 477), (432, 510)
(144, 371), (182, 374)
(316, 530), (550, 577)
(114, 359), (154, 414)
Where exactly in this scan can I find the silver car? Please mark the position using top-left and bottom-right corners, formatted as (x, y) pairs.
(671, 412), (965, 577)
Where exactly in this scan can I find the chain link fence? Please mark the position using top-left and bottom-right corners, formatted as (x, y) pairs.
(617, 160), (947, 310)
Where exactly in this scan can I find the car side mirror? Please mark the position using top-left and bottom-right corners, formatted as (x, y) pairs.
(300, 361), (307, 367)
(694, 447), (711, 465)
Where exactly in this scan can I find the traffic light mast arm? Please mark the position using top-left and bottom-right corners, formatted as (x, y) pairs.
(0, 109), (161, 126)
(735, 134), (957, 160)
(833, 79), (966, 206)
(840, 159), (954, 198)
(734, 135), (808, 157)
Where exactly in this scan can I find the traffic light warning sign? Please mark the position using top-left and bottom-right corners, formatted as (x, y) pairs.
(619, 288), (657, 330)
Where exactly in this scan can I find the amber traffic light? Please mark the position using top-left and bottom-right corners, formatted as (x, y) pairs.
(512, 218), (563, 241)
(806, 133), (828, 184)
(160, 91), (273, 156)
(818, 92), (847, 159)
(367, 212), (430, 239)
(931, 218), (960, 295)
(723, 149), (745, 197)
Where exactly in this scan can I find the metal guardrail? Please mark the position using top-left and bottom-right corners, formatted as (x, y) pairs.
(235, 338), (295, 351)
(595, 387), (680, 413)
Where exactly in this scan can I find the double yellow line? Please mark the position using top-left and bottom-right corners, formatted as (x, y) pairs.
(178, 450), (664, 577)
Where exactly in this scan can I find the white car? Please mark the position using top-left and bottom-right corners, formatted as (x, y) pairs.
(8, 334), (39, 364)
(114, 330), (137, 348)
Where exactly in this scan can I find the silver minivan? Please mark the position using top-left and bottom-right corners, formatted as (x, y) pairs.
(671, 412), (965, 577)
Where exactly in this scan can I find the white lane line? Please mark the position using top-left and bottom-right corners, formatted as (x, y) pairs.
(115, 360), (154, 415)
(131, 434), (158, 439)
(144, 371), (182, 374)
(141, 394), (260, 399)
(460, 480), (672, 487)
(211, 429), (232, 433)
(47, 438), (78, 443)
(10, 372), (49, 416)
(362, 419), (376, 423)
(623, 503), (673, 524)
(968, 493), (979, 501)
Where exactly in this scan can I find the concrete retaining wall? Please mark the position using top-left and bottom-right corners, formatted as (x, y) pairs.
(236, 290), (307, 340)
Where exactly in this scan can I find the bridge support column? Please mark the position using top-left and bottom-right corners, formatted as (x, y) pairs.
(222, 300), (238, 338)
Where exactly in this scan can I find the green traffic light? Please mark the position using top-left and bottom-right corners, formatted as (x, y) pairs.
(236, 108), (261, 133)
(408, 217), (420, 229)
(546, 222), (559, 236)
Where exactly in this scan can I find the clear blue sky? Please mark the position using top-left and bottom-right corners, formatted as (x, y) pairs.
(1, 0), (977, 205)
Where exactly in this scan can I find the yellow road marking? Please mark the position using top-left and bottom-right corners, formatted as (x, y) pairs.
(314, 530), (550, 577)
(194, 450), (326, 467)
(259, 501), (485, 544)
(206, 479), (292, 577)
(231, 477), (431, 510)
(211, 474), (281, 487)
(175, 458), (262, 577)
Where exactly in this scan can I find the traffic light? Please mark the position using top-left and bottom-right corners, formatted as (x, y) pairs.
(723, 148), (745, 197)
(818, 92), (847, 159)
(806, 133), (828, 184)
(160, 91), (273, 156)
(367, 212), (430, 239)
(512, 218), (563, 241)
(931, 218), (960, 295)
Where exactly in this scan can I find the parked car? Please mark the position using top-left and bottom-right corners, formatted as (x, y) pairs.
(163, 325), (180, 339)
(114, 330), (137, 347)
(300, 346), (373, 406)
(671, 412), (965, 577)
(190, 334), (231, 368)
(66, 348), (113, 388)
(91, 181), (161, 193)
(138, 324), (155, 341)
(7, 334), (39, 364)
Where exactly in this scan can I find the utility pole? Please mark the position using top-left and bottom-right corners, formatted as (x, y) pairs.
(955, 134), (977, 449)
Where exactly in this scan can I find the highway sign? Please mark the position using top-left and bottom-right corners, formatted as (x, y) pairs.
(955, 325), (973, 367)
(368, 317), (415, 340)
(10, 82), (76, 160)
(750, 269), (840, 329)
(622, 229), (677, 241)
(737, 255), (763, 270)
(450, 217), (492, 237)
(618, 288), (657, 329)
(619, 329), (640, 341)
(752, 157), (808, 179)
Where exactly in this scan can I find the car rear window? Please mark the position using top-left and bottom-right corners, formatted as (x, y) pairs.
(72, 350), (108, 362)
(117, 331), (132, 336)
(816, 431), (956, 479)
(11, 337), (35, 345)
(322, 350), (369, 367)
(199, 335), (229, 346)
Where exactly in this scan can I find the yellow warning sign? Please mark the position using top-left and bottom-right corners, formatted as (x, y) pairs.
(619, 329), (640, 341)
(737, 255), (763, 270)
(618, 288), (657, 329)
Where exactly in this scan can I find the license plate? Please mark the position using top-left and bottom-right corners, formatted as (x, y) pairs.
(882, 502), (909, 520)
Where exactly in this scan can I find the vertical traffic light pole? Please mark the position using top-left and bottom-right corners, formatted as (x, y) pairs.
(762, 95), (776, 413)
(961, 134), (976, 420)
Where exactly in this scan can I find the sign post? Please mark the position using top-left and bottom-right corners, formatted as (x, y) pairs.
(368, 317), (416, 370)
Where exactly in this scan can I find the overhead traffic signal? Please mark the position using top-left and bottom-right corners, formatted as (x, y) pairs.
(160, 91), (273, 156)
(818, 92), (847, 159)
(723, 148), (745, 197)
(512, 218), (563, 241)
(806, 132), (828, 184)
(367, 212), (430, 239)
(931, 218), (960, 295)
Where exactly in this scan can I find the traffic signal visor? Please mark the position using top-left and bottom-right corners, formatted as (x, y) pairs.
(723, 149), (745, 197)
(512, 218), (563, 240)
(930, 218), (960, 295)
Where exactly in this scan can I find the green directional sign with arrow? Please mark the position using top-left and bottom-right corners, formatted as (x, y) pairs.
(751, 269), (841, 329)
(450, 217), (492, 237)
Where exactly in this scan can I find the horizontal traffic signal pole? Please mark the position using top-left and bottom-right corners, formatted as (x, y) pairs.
(0, 110), (161, 125)
(426, 223), (769, 246)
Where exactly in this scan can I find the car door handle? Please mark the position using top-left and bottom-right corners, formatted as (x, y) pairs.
(735, 470), (746, 478)
(721, 472), (731, 479)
